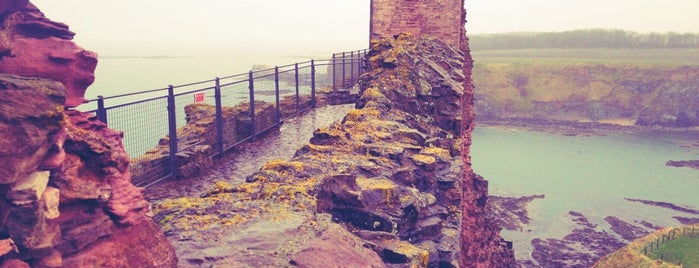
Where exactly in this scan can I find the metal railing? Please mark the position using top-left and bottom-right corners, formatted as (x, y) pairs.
(85, 49), (368, 186)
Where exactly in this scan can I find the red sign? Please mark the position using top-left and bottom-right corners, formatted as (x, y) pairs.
(194, 92), (205, 103)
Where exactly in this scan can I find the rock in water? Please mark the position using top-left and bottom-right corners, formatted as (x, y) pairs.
(0, 1), (177, 267)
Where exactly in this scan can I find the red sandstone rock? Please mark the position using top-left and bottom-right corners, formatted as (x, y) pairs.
(0, 74), (65, 184)
(289, 224), (385, 268)
(0, 1), (177, 266)
(60, 110), (150, 225)
(0, 259), (29, 268)
(0, 2), (97, 107)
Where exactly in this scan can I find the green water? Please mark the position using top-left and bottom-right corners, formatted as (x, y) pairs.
(472, 126), (699, 260)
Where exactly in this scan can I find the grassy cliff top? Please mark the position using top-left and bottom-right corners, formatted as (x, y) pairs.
(593, 224), (699, 267)
(472, 48), (699, 66)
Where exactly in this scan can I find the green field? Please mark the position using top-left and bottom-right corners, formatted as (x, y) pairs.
(471, 48), (699, 66)
(650, 236), (699, 267)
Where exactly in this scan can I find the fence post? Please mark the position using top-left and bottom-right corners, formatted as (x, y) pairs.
(295, 63), (300, 112)
(274, 66), (281, 123)
(167, 85), (178, 179)
(341, 52), (346, 88)
(96, 95), (108, 125)
(350, 51), (354, 85)
(363, 49), (368, 74)
(248, 71), (256, 140)
(214, 77), (224, 158)
(311, 60), (316, 108)
(332, 53), (337, 92)
(359, 49), (365, 75)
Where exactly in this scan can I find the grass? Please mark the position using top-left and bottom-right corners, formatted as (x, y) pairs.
(650, 235), (699, 267)
(472, 48), (699, 66)
(593, 225), (699, 268)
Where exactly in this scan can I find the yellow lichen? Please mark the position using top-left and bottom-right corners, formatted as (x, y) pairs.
(362, 87), (387, 100)
(344, 107), (381, 122)
(356, 177), (396, 190)
(154, 196), (209, 213)
(262, 159), (304, 173)
(420, 146), (451, 160)
(410, 154), (436, 166)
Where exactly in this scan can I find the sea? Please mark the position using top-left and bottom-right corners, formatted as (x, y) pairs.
(472, 126), (699, 261)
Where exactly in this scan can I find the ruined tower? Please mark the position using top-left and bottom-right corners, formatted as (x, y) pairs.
(370, 0), (465, 48)
(370, 1), (517, 267)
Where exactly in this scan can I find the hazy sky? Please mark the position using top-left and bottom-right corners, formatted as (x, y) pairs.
(32, 0), (699, 56)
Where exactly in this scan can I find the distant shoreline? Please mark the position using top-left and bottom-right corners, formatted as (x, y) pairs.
(476, 117), (699, 137)
(100, 55), (194, 59)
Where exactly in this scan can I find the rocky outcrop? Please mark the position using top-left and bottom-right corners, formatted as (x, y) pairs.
(474, 63), (699, 127)
(0, 1), (97, 108)
(666, 159), (699, 170)
(153, 35), (515, 267)
(0, 1), (176, 266)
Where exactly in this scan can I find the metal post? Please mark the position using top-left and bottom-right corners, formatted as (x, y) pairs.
(341, 52), (346, 88)
(274, 66), (281, 123)
(332, 54), (337, 92)
(363, 49), (368, 74)
(311, 60), (316, 108)
(214, 78), (224, 158)
(350, 51), (354, 85)
(166, 85), (178, 179)
(96, 95), (108, 125)
(248, 71), (256, 140)
(295, 63), (300, 112)
(360, 49), (366, 75)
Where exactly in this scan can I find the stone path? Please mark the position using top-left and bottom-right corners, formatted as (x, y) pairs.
(144, 104), (354, 202)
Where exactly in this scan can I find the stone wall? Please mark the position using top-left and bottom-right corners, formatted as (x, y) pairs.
(0, 1), (177, 267)
(370, 0), (464, 48)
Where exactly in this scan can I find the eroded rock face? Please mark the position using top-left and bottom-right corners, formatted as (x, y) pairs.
(0, 1), (177, 266)
(0, 1), (97, 108)
(474, 63), (699, 127)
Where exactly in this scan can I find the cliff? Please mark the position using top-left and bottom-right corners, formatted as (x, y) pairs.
(153, 35), (516, 267)
(473, 61), (699, 127)
(0, 1), (177, 267)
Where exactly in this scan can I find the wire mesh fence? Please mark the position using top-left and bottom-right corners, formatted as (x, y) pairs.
(87, 49), (368, 187)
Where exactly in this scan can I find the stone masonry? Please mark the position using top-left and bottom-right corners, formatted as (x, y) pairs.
(370, 0), (465, 49)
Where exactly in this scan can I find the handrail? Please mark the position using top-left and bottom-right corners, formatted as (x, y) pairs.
(89, 48), (370, 187)
(89, 51), (368, 107)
